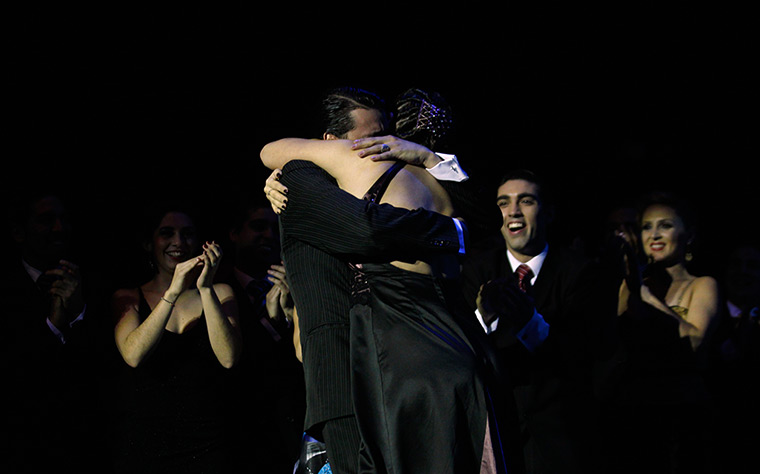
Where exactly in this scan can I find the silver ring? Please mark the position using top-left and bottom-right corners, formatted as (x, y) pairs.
(380, 144), (390, 153)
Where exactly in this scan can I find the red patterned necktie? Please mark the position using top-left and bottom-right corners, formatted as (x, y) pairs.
(515, 264), (534, 293)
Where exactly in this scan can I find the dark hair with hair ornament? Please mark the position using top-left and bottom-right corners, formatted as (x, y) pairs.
(393, 88), (454, 152)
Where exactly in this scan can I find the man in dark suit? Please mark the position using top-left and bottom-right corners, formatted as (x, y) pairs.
(221, 196), (305, 472)
(2, 191), (111, 473)
(263, 87), (469, 474)
(461, 169), (618, 474)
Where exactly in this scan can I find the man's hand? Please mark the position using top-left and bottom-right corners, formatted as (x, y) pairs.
(352, 135), (443, 169)
(43, 260), (84, 329)
(477, 277), (536, 334)
(265, 263), (294, 323)
(263, 168), (288, 214)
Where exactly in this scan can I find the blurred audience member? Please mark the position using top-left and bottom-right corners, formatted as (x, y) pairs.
(608, 191), (721, 473)
(719, 242), (760, 360)
(222, 194), (305, 472)
(2, 191), (108, 472)
(706, 241), (759, 473)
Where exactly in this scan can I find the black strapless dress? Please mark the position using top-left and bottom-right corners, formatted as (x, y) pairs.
(348, 162), (505, 473)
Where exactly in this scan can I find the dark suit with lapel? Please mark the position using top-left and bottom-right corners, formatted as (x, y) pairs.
(278, 160), (463, 471)
(1, 259), (109, 473)
(461, 242), (617, 474)
(224, 272), (306, 473)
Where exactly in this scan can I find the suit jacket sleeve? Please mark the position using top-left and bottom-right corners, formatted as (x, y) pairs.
(486, 248), (619, 383)
(279, 160), (463, 263)
(438, 178), (503, 245)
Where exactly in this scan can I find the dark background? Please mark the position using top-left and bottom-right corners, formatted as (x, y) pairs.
(6, 2), (756, 282)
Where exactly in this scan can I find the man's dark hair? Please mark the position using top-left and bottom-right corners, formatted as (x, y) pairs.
(498, 169), (554, 206)
(321, 87), (388, 138)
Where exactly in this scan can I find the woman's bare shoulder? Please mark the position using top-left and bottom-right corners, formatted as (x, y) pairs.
(111, 287), (141, 318)
(381, 165), (454, 215)
(112, 287), (139, 300)
(692, 275), (719, 294)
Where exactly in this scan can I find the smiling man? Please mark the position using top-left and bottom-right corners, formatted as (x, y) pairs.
(460, 169), (619, 474)
(496, 172), (552, 264)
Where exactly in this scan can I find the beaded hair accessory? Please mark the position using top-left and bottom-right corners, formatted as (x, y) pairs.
(411, 99), (453, 140)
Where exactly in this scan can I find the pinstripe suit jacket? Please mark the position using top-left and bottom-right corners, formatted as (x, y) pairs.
(278, 160), (463, 429)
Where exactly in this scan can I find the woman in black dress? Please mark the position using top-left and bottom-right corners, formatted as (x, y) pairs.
(112, 203), (242, 473)
(608, 191), (721, 473)
(261, 123), (504, 472)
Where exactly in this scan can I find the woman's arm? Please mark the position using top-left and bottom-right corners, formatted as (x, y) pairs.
(620, 276), (720, 350)
(197, 242), (241, 368)
(199, 284), (241, 368)
(292, 306), (302, 363)
(113, 288), (176, 368)
(675, 276), (720, 349)
(260, 138), (356, 179)
(278, 161), (463, 263)
(113, 257), (202, 367)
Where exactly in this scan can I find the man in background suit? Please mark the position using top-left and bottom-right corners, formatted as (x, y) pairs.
(221, 196), (305, 472)
(461, 169), (618, 474)
(2, 191), (110, 473)
(262, 87), (468, 473)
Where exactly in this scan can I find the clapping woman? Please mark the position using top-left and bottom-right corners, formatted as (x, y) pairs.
(112, 203), (241, 474)
(610, 191), (720, 473)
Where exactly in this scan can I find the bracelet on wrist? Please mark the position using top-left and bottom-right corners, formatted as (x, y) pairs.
(161, 296), (177, 306)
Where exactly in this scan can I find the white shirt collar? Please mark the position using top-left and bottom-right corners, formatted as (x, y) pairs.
(726, 300), (743, 318)
(22, 259), (43, 283)
(506, 244), (548, 285)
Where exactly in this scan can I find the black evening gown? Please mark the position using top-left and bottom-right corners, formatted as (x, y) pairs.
(114, 289), (236, 474)
(348, 162), (505, 473)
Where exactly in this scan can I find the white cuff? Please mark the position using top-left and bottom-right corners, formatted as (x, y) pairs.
(475, 308), (500, 334)
(46, 305), (87, 345)
(47, 318), (67, 344)
(474, 308), (550, 354)
(426, 153), (468, 182)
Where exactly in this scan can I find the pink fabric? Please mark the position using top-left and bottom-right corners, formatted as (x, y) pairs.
(480, 418), (498, 474)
